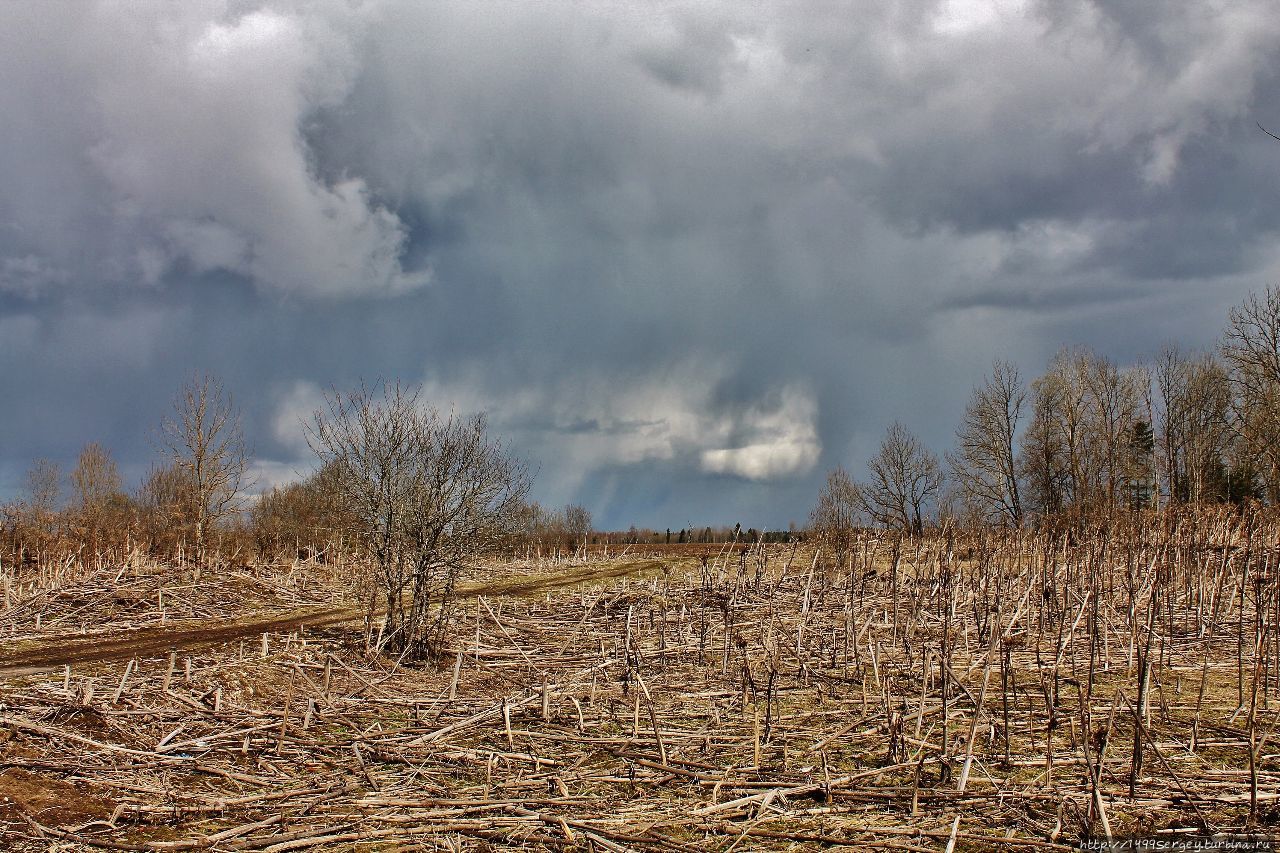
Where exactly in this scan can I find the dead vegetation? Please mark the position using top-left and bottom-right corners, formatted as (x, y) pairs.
(3, 509), (1280, 850)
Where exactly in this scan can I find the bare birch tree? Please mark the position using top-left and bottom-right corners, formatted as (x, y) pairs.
(136, 463), (195, 556)
(71, 442), (121, 511)
(1081, 354), (1147, 509)
(947, 360), (1024, 525)
(1028, 349), (1092, 510)
(160, 374), (250, 559)
(563, 504), (593, 549)
(810, 465), (863, 568)
(1019, 347), (1145, 516)
(25, 458), (61, 517)
(70, 442), (126, 548)
(1155, 346), (1232, 505)
(1222, 285), (1280, 501)
(1020, 372), (1069, 516)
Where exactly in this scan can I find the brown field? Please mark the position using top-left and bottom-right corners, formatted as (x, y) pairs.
(3, 514), (1280, 850)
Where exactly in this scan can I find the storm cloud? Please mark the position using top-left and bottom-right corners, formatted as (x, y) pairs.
(3, 0), (1280, 528)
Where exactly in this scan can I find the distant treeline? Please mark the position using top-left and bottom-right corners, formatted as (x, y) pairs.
(588, 524), (798, 546)
(813, 285), (1280, 541)
(3, 373), (255, 567)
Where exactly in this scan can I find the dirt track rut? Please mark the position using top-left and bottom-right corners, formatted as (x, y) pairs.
(0, 559), (664, 676)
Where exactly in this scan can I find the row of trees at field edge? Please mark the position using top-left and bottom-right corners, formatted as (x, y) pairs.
(813, 285), (1280, 540)
(4, 374), (251, 564)
(3, 381), (596, 570)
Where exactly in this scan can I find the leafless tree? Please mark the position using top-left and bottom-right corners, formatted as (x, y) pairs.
(136, 463), (195, 556)
(70, 442), (128, 549)
(1155, 346), (1188, 505)
(862, 422), (944, 535)
(12, 458), (63, 559)
(1222, 285), (1280, 501)
(1019, 347), (1146, 516)
(250, 461), (352, 560)
(1020, 373), (1069, 516)
(1029, 350), (1091, 509)
(1082, 354), (1146, 507)
(947, 360), (1024, 526)
(511, 499), (548, 547)
(71, 442), (122, 511)
(1155, 346), (1233, 505)
(25, 458), (61, 517)
(563, 504), (593, 549)
(810, 465), (862, 568)
(159, 373), (250, 559)
(308, 382), (531, 659)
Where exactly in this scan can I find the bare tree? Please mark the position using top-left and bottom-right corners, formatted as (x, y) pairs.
(70, 442), (127, 549)
(1081, 353), (1147, 509)
(1020, 372), (1069, 516)
(1222, 285), (1280, 501)
(1019, 347), (1146, 517)
(250, 461), (352, 561)
(308, 382), (531, 659)
(25, 458), (61, 517)
(948, 360), (1024, 526)
(160, 374), (250, 559)
(511, 499), (548, 549)
(71, 442), (122, 511)
(1030, 349), (1093, 510)
(1155, 346), (1189, 505)
(563, 504), (593, 549)
(862, 422), (944, 535)
(1155, 346), (1232, 505)
(136, 463), (195, 556)
(810, 465), (862, 568)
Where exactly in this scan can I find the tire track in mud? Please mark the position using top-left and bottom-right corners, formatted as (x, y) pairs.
(0, 559), (665, 676)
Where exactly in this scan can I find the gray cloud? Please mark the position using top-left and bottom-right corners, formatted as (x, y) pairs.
(0, 2), (426, 298)
(3, 1), (1280, 528)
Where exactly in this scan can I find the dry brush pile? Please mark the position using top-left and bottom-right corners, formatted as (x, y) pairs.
(2, 510), (1280, 850)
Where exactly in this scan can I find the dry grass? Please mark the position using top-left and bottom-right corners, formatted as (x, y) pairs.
(3, 513), (1280, 850)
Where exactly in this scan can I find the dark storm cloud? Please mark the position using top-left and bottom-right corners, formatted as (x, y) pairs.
(3, 1), (1280, 528)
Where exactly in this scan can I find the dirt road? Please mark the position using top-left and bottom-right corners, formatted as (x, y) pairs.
(0, 559), (665, 676)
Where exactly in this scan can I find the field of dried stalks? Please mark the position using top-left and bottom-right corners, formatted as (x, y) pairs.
(3, 513), (1280, 850)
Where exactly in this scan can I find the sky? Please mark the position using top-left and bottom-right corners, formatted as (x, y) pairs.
(3, 0), (1280, 530)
